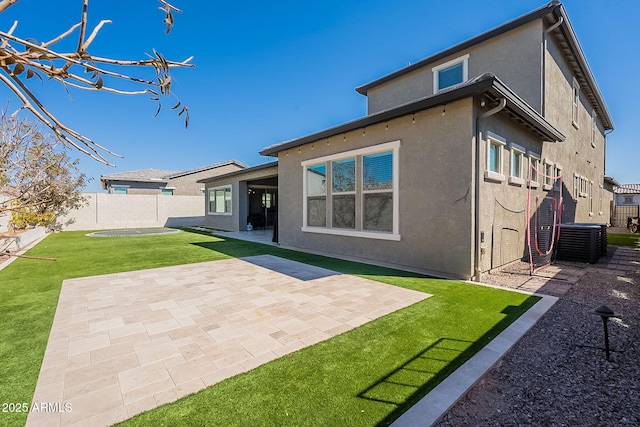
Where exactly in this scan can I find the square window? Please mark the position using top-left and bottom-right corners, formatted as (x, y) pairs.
(208, 186), (231, 214)
(433, 54), (469, 93)
(332, 158), (355, 192)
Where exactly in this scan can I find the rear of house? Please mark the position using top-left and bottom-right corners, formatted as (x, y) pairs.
(258, 2), (614, 280)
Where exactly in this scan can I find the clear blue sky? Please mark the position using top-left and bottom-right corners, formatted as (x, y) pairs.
(2, 1), (638, 192)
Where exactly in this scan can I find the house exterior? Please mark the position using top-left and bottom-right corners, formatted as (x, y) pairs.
(613, 184), (640, 227)
(256, 1), (615, 280)
(198, 162), (279, 232)
(100, 161), (247, 196)
(614, 184), (640, 206)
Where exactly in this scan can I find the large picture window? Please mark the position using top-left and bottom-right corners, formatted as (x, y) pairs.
(301, 141), (400, 241)
(208, 186), (232, 214)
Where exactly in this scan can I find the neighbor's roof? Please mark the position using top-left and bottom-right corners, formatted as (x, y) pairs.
(614, 184), (640, 194)
(197, 161), (279, 184)
(100, 160), (248, 186)
(260, 73), (565, 156)
(355, 1), (614, 131)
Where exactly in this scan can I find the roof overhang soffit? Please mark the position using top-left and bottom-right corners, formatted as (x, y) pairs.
(545, 8), (614, 131)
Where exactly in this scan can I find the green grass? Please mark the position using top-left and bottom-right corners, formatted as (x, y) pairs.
(0, 229), (539, 426)
(608, 233), (639, 247)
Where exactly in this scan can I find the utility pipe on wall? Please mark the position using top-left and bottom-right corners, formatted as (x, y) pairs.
(473, 97), (506, 282)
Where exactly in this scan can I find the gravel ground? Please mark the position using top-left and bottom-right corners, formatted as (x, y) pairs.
(436, 246), (640, 427)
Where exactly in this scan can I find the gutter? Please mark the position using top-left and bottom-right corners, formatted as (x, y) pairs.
(473, 98), (506, 282)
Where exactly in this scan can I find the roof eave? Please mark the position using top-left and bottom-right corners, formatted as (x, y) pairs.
(261, 74), (564, 156)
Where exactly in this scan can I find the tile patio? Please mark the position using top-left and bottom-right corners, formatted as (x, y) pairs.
(26, 255), (429, 427)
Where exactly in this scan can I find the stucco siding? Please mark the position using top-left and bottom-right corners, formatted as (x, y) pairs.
(543, 31), (608, 224)
(277, 99), (475, 279)
(367, 20), (544, 115)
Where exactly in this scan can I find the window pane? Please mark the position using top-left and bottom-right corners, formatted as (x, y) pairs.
(438, 62), (463, 90)
(363, 193), (393, 232)
(332, 158), (355, 192)
(113, 187), (128, 195)
(512, 152), (521, 178)
(161, 188), (174, 196)
(332, 194), (355, 229)
(224, 188), (232, 213)
(307, 164), (326, 196)
(363, 151), (393, 191)
(307, 196), (326, 227)
(215, 189), (225, 213)
(489, 143), (500, 172)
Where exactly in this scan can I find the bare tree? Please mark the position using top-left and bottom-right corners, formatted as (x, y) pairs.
(0, 0), (193, 165)
(0, 112), (88, 230)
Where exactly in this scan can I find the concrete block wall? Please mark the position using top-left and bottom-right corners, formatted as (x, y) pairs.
(62, 193), (206, 231)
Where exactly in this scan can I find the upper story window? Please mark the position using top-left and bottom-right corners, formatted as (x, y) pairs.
(111, 185), (129, 195)
(484, 132), (505, 182)
(572, 77), (580, 128)
(208, 186), (232, 215)
(432, 54), (469, 93)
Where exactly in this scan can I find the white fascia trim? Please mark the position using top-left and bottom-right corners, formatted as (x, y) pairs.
(301, 140), (401, 166)
(302, 226), (401, 241)
(510, 142), (526, 154)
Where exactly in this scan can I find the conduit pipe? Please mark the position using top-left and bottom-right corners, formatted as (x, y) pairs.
(473, 97), (506, 282)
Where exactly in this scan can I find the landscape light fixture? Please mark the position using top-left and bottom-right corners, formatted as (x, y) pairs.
(593, 305), (618, 361)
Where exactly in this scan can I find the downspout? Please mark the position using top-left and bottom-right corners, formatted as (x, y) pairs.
(473, 97), (506, 282)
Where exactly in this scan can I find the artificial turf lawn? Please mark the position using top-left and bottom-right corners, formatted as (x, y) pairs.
(608, 233), (639, 247)
(0, 229), (539, 426)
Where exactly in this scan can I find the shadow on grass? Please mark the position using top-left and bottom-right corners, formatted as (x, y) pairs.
(364, 302), (538, 426)
(188, 232), (430, 279)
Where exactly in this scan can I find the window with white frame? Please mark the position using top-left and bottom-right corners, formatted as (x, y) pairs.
(508, 143), (526, 185)
(529, 153), (540, 188)
(572, 77), (580, 128)
(362, 151), (394, 232)
(207, 186), (232, 214)
(573, 173), (580, 199)
(598, 184), (603, 215)
(301, 141), (400, 240)
(306, 163), (327, 227)
(332, 157), (356, 229)
(485, 132), (506, 182)
(589, 180), (594, 214)
(112, 186), (128, 195)
(543, 161), (554, 189)
(552, 165), (562, 192)
(432, 54), (469, 93)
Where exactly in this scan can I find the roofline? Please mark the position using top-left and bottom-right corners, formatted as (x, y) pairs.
(604, 176), (620, 187)
(355, 2), (556, 95)
(260, 73), (564, 156)
(355, 1), (613, 131)
(166, 160), (249, 179)
(197, 161), (279, 183)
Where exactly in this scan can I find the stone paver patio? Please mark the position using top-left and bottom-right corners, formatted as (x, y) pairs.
(26, 255), (429, 426)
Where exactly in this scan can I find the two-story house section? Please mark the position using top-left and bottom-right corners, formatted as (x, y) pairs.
(255, 1), (615, 280)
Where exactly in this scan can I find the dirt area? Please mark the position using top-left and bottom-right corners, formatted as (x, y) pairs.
(436, 247), (640, 426)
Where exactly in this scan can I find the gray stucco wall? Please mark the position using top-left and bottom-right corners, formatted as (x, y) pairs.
(202, 165), (279, 232)
(366, 20), (544, 115)
(277, 99), (475, 279)
(542, 30), (609, 225)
